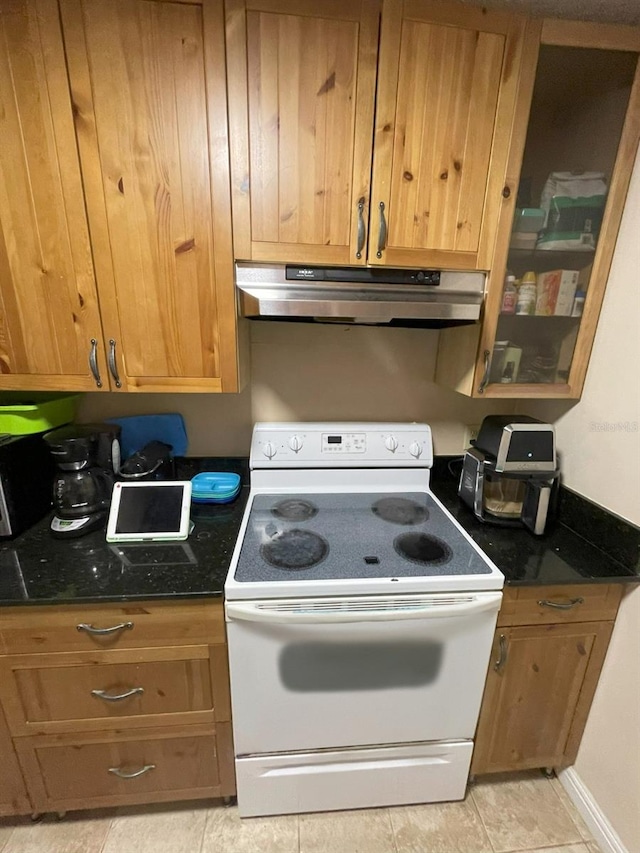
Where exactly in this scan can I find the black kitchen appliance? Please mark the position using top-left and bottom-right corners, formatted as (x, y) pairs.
(119, 441), (175, 481)
(458, 415), (560, 535)
(0, 433), (56, 539)
(44, 423), (121, 538)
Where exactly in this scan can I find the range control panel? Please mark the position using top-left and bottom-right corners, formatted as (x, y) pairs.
(250, 423), (433, 469)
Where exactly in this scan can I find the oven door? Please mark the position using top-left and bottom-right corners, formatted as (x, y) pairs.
(226, 591), (501, 755)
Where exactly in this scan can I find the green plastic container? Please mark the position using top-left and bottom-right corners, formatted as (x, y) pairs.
(0, 393), (80, 435)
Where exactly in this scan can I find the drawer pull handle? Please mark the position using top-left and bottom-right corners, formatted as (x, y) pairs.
(108, 764), (156, 780)
(91, 687), (144, 702)
(494, 633), (508, 672)
(77, 621), (134, 636)
(537, 597), (584, 610)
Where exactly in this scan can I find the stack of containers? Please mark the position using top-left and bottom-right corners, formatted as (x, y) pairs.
(191, 472), (241, 504)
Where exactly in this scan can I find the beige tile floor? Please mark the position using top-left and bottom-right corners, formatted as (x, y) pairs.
(0, 773), (600, 853)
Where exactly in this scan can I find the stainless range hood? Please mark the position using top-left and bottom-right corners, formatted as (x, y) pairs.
(236, 263), (486, 327)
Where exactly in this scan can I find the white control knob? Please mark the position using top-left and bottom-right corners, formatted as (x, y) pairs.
(288, 435), (303, 453)
(262, 441), (277, 459)
(384, 435), (399, 453)
(409, 441), (423, 458)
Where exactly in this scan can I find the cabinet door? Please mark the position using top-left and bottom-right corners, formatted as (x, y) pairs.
(0, 699), (30, 816)
(61, 0), (240, 392)
(226, 0), (380, 266)
(370, 0), (526, 269)
(472, 621), (614, 775)
(0, 0), (107, 391)
(437, 23), (640, 400)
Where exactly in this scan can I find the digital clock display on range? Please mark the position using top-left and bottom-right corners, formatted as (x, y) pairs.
(327, 436), (342, 444)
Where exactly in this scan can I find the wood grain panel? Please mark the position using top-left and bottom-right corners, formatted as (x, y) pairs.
(0, 699), (30, 816)
(0, 599), (225, 655)
(5, 657), (211, 732)
(498, 583), (623, 627)
(227, 0), (379, 265)
(61, 0), (241, 392)
(0, 0), (106, 390)
(472, 621), (614, 774)
(17, 726), (221, 811)
(541, 18), (640, 52)
(370, 0), (524, 268)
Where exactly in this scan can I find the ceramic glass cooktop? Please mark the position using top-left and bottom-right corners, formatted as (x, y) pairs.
(234, 492), (492, 583)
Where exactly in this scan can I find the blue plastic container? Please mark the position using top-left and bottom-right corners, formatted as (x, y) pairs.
(191, 472), (241, 504)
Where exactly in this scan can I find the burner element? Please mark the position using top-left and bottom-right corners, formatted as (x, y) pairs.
(261, 528), (329, 570)
(393, 532), (452, 566)
(372, 497), (429, 526)
(271, 499), (318, 522)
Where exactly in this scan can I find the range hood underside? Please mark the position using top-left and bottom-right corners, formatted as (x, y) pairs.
(236, 264), (486, 329)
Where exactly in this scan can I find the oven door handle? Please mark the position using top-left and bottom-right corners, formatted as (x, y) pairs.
(226, 594), (502, 624)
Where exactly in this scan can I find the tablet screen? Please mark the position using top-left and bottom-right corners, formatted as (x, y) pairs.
(115, 485), (185, 534)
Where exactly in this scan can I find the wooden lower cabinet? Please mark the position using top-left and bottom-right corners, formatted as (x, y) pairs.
(472, 584), (623, 775)
(0, 598), (235, 814)
(0, 699), (31, 816)
(14, 723), (234, 812)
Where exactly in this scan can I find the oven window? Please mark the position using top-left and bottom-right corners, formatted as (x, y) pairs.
(279, 642), (443, 692)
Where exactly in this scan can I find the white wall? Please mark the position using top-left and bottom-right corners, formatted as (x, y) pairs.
(525, 148), (640, 853)
(79, 322), (517, 456)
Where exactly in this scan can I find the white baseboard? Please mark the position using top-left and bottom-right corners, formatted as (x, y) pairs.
(558, 767), (629, 853)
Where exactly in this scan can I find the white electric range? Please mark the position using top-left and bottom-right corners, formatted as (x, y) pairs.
(224, 423), (503, 817)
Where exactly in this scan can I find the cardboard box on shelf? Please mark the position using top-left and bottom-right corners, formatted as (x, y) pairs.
(535, 269), (579, 316)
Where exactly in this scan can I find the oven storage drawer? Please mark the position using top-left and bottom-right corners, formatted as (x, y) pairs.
(226, 591), (502, 754)
(235, 741), (473, 817)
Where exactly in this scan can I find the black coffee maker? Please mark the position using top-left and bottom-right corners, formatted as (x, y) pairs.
(44, 423), (121, 538)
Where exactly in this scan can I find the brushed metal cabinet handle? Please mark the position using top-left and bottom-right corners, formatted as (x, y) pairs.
(89, 339), (102, 388)
(494, 633), (508, 672)
(478, 349), (491, 394)
(77, 621), (134, 636)
(538, 597), (584, 610)
(108, 339), (122, 388)
(91, 687), (144, 702)
(356, 197), (366, 259)
(376, 201), (387, 258)
(108, 764), (156, 780)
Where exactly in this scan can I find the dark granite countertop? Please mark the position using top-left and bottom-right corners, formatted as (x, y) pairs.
(0, 458), (249, 607)
(430, 457), (640, 586)
(0, 455), (637, 607)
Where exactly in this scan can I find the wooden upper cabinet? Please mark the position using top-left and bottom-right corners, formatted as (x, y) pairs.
(226, 0), (380, 266)
(226, 0), (528, 269)
(61, 0), (240, 392)
(371, 0), (527, 269)
(0, 0), (107, 391)
(436, 21), (640, 400)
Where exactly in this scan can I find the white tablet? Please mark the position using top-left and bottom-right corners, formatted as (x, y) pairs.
(106, 481), (192, 543)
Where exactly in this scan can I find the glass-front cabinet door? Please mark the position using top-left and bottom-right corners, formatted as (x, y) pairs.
(468, 24), (640, 398)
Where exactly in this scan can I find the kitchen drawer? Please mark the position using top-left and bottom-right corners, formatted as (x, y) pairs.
(0, 599), (225, 655)
(0, 647), (216, 736)
(14, 723), (234, 811)
(498, 584), (623, 627)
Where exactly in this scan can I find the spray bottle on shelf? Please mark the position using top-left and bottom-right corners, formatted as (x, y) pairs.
(516, 271), (538, 315)
(500, 274), (518, 314)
